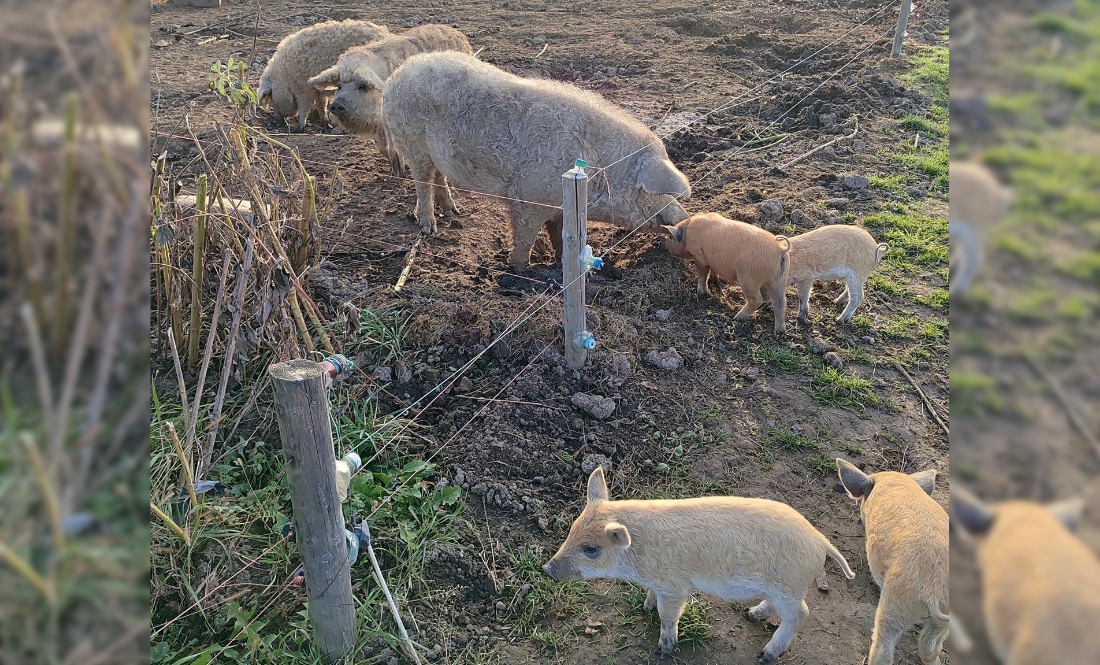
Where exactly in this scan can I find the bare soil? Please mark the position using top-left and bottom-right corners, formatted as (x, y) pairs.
(151, 1), (951, 663)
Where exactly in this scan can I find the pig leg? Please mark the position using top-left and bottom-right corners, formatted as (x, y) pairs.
(796, 280), (813, 324)
(643, 589), (657, 612)
(695, 262), (711, 296)
(917, 615), (948, 665)
(654, 592), (689, 655)
(733, 280), (764, 321)
(832, 285), (850, 305)
(432, 171), (460, 218)
(867, 592), (908, 665)
(745, 599), (777, 622)
(758, 596), (808, 663)
(294, 92), (311, 133)
(837, 280), (864, 322)
(767, 279), (788, 335)
(509, 206), (545, 270)
(949, 217), (982, 296)
(546, 216), (564, 263)
(409, 164), (438, 234)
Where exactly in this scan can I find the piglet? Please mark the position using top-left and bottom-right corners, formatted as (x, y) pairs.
(952, 487), (1100, 663)
(543, 467), (855, 662)
(662, 212), (790, 335)
(836, 459), (955, 665)
(785, 225), (888, 324)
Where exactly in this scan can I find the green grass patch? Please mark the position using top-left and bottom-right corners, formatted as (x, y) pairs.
(915, 288), (949, 313)
(805, 367), (880, 410)
(753, 345), (805, 372)
(769, 428), (820, 451)
(868, 273), (910, 297)
(805, 454), (838, 475)
(883, 314), (920, 339)
(865, 211), (949, 271)
(950, 370), (1004, 415)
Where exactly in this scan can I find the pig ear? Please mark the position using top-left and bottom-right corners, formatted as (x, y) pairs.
(910, 469), (937, 496)
(1047, 497), (1085, 532)
(604, 521), (631, 548)
(951, 486), (995, 537)
(836, 459), (873, 499)
(364, 68), (386, 90)
(638, 156), (691, 198)
(661, 225), (684, 243)
(587, 467), (609, 504)
(308, 66), (341, 89)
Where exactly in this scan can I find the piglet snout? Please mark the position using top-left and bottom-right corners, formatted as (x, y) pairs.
(330, 101), (346, 116)
(541, 563), (557, 580)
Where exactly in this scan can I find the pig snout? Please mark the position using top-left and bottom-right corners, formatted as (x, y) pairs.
(330, 99), (347, 117)
(541, 562), (558, 580)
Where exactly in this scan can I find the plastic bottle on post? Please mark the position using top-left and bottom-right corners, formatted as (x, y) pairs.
(579, 245), (603, 272)
(573, 331), (596, 352)
(334, 452), (361, 503)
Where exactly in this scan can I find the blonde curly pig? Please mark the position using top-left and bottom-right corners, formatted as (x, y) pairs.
(257, 19), (390, 132)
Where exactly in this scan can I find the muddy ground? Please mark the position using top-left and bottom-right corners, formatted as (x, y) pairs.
(151, 0), (951, 663)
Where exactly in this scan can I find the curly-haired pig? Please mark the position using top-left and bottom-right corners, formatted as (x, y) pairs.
(543, 467), (855, 661)
(785, 225), (888, 324)
(836, 459), (954, 665)
(307, 24), (473, 159)
(381, 51), (691, 268)
(950, 161), (1009, 296)
(952, 487), (1100, 663)
(662, 212), (790, 334)
(257, 20), (391, 132)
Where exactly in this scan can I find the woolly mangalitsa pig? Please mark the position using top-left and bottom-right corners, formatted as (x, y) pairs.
(257, 20), (391, 132)
(784, 224), (889, 324)
(381, 51), (691, 269)
(952, 487), (1100, 663)
(307, 24), (472, 158)
(836, 459), (955, 665)
(661, 212), (790, 334)
(950, 161), (1009, 296)
(543, 468), (855, 662)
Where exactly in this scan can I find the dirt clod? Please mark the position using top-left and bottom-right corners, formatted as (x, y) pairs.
(571, 393), (616, 420)
(645, 347), (684, 371)
(758, 199), (783, 222)
(823, 352), (843, 370)
(840, 173), (869, 190)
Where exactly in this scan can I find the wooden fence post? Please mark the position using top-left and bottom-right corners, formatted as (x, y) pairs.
(562, 162), (590, 369)
(268, 359), (356, 662)
(892, 0), (913, 57)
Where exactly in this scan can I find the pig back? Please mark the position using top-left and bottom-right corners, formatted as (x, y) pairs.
(382, 52), (674, 202)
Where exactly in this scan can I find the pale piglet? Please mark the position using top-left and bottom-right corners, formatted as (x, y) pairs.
(786, 225), (888, 324)
(307, 24), (473, 158)
(662, 213), (790, 334)
(543, 468), (855, 662)
(950, 161), (1010, 296)
(952, 487), (1100, 663)
(836, 460), (955, 665)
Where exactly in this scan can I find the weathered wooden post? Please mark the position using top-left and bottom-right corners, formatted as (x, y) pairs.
(562, 161), (591, 369)
(892, 0), (913, 57)
(268, 359), (355, 662)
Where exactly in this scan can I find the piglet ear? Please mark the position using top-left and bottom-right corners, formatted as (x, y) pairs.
(308, 66), (341, 89)
(951, 486), (995, 537)
(836, 458), (873, 499)
(605, 521), (631, 548)
(587, 467), (609, 504)
(909, 469), (937, 496)
(1047, 497), (1085, 533)
(661, 225), (684, 243)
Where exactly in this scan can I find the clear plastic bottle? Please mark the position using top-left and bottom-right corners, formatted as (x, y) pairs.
(573, 331), (597, 351)
(345, 529), (360, 566)
(579, 245), (603, 272)
(334, 452), (361, 503)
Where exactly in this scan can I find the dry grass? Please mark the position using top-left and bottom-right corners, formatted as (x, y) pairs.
(0, 1), (149, 662)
